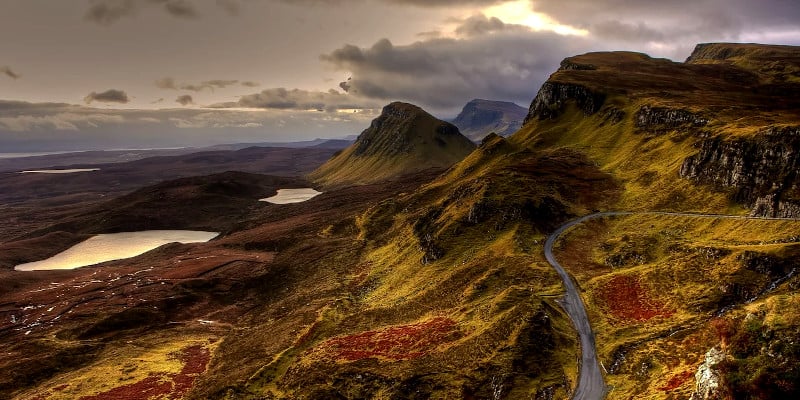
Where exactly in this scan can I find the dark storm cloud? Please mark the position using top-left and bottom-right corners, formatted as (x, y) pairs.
(339, 78), (352, 92)
(179, 83), (208, 92)
(454, 14), (528, 37)
(216, 0), (241, 15)
(155, 77), (178, 89)
(241, 81), (261, 87)
(220, 87), (377, 112)
(84, 89), (130, 104)
(204, 79), (239, 88)
(156, 77), (240, 91)
(175, 94), (194, 105)
(532, 0), (800, 43)
(84, 0), (136, 25)
(162, 0), (198, 18)
(388, 0), (507, 6)
(279, 0), (508, 6)
(589, 20), (665, 42)
(1, 66), (20, 79)
(0, 100), (75, 112)
(84, 0), (233, 24)
(321, 31), (589, 111)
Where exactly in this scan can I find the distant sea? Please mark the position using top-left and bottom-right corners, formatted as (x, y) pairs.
(0, 151), (78, 159)
(0, 147), (188, 159)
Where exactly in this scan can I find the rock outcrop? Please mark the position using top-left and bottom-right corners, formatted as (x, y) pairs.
(689, 346), (726, 400)
(524, 82), (606, 123)
(680, 126), (800, 217)
(452, 99), (527, 140)
(634, 105), (708, 133)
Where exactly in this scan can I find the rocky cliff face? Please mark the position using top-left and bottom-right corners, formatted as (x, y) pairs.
(452, 99), (527, 140)
(524, 82), (606, 123)
(634, 105), (708, 133)
(680, 126), (800, 217)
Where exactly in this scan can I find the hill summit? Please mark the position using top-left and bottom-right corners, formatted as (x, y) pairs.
(452, 98), (527, 140)
(310, 102), (476, 186)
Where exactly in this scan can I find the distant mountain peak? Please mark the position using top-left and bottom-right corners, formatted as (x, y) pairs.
(452, 99), (527, 141)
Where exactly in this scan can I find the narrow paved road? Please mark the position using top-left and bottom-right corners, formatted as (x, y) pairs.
(544, 211), (800, 400)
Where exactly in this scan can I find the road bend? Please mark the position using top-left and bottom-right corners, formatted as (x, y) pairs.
(544, 211), (800, 400)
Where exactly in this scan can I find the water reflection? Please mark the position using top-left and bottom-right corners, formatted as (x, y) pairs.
(14, 230), (218, 271)
(259, 188), (322, 204)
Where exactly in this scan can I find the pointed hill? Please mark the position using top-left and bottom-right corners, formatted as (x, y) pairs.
(309, 102), (476, 186)
(451, 98), (527, 140)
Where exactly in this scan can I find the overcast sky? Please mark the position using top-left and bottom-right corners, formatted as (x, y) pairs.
(1, 0), (799, 151)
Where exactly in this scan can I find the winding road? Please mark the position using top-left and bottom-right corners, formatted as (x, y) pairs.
(544, 211), (800, 400)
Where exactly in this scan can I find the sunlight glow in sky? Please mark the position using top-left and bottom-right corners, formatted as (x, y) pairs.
(483, 0), (589, 36)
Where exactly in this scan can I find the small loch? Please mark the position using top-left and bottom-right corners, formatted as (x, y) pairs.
(259, 188), (322, 204)
(14, 230), (219, 271)
(20, 168), (100, 174)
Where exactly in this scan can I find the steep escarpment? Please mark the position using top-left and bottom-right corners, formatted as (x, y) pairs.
(524, 81), (607, 123)
(634, 105), (709, 133)
(681, 126), (800, 217)
(310, 102), (476, 186)
(452, 99), (527, 140)
(514, 43), (800, 214)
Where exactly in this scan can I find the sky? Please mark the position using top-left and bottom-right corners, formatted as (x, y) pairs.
(1, 0), (799, 151)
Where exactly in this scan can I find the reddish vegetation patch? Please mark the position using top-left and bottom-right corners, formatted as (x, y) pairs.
(78, 344), (211, 400)
(660, 370), (695, 391)
(315, 317), (459, 361)
(597, 275), (674, 322)
(78, 375), (172, 400)
(171, 344), (211, 398)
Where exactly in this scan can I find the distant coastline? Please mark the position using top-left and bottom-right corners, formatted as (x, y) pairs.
(0, 147), (189, 159)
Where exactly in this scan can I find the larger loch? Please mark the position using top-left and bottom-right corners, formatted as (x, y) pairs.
(14, 230), (219, 271)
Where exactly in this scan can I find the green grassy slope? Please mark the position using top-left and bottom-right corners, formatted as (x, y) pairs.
(309, 102), (476, 186)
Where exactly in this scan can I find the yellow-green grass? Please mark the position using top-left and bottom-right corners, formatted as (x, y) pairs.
(260, 212), (577, 397)
(310, 147), (458, 187)
(309, 104), (475, 187)
(554, 213), (800, 398)
(19, 332), (217, 400)
(513, 103), (740, 214)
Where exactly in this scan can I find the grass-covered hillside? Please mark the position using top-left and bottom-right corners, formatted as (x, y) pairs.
(310, 102), (476, 186)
